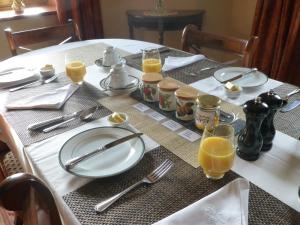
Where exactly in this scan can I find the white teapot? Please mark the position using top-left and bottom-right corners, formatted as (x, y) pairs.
(102, 46), (120, 67)
(108, 62), (129, 89)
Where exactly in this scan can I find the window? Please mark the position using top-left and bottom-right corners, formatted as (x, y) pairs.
(0, 0), (48, 9)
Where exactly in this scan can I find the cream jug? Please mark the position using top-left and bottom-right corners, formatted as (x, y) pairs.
(108, 62), (129, 89)
(103, 46), (120, 67)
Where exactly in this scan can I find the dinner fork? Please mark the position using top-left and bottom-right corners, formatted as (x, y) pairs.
(94, 159), (174, 212)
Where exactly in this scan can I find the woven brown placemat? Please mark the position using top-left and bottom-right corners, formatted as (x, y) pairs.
(3, 74), (111, 146)
(271, 83), (300, 139)
(125, 47), (224, 84)
(63, 146), (299, 225)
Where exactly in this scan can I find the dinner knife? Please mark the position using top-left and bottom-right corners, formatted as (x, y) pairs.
(280, 99), (300, 112)
(220, 68), (258, 84)
(64, 132), (143, 170)
(27, 110), (83, 130)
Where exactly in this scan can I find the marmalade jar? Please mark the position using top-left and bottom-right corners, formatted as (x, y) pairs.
(195, 95), (221, 130)
(140, 72), (163, 102)
(157, 79), (179, 111)
(175, 86), (199, 121)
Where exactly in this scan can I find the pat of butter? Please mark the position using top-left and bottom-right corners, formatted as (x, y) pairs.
(225, 82), (239, 91)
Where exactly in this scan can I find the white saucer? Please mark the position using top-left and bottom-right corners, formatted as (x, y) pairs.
(0, 68), (40, 88)
(99, 75), (139, 94)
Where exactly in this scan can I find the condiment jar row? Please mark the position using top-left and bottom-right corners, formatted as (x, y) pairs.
(140, 72), (221, 130)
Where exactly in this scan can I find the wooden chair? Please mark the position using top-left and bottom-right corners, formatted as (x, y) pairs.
(4, 19), (81, 56)
(0, 173), (62, 225)
(181, 24), (259, 67)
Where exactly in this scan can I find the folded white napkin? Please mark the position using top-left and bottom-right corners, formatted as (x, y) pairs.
(6, 84), (79, 110)
(162, 55), (205, 72)
(190, 77), (283, 105)
(154, 178), (249, 225)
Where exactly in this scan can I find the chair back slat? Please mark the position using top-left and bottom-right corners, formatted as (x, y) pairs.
(4, 20), (81, 56)
(181, 24), (259, 67)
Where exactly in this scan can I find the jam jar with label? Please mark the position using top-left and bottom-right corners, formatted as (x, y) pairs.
(140, 72), (163, 102)
(175, 86), (199, 121)
(157, 79), (180, 111)
(195, 95), (221, 130)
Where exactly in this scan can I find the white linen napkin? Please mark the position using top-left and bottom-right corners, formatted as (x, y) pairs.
(190, 77), (283, 105)
(162, 55), (205, 72)
(154, 178), (250, 225)
(6, 84), (79, 110)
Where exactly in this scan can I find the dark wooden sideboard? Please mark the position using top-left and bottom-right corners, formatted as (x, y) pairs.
(126, 10), (205, 44)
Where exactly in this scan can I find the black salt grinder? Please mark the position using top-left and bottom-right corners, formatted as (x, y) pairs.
(259, 90), (283, 151)
(237, 97), (269, 161)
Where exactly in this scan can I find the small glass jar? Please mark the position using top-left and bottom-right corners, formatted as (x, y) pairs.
(175, 86), (199, 121)
(195, 95), (221, 130)
(157, 79), (179, 111)
(140, 72), (163, 102)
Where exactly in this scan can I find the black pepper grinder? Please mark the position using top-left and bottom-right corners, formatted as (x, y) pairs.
(259, 90), (284, 151)
(237, 97), (269, 161)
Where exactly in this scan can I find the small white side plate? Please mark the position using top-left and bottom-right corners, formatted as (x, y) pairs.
(0, 68), (40, 88)
(59, 127), (145, 178)
(214, 67), (268, 88)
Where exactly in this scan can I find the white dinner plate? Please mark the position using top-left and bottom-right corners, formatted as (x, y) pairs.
(0, 68), (40, 88)
(59, 127), (145, 178)
(214, 67), (268, 88)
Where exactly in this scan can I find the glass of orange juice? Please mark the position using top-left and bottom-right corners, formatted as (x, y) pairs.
(142, 48), (162, 73)
(65, 54), (86, 85)
(198, 124), (235, 179)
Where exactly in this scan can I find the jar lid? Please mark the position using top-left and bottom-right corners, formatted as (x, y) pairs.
(142, 73), (163, 83)
(196, 95), (221, 108)
(175, 86), (199, 100)
(157, 79), (179, 91)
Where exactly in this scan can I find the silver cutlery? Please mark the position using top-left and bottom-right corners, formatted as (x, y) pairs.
(185, 59), (241, 77)
(9, 74), (59, 92)
(65, 132), (143, 170)
(0, 71), (12, 76)
(280, 98), (300, 112)
(0, 66), (25, 74)
(43, 106), (98, 133)
(280, 89), (300, 112)
(94, 159), (174, 212)
(220, 68), (258, 84)
(27, 110), (85, 131)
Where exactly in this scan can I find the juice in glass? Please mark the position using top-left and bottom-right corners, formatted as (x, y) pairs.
(142, 58), (162, 73)
(66, 60), (86, 84)
(198, 124), (235, 179)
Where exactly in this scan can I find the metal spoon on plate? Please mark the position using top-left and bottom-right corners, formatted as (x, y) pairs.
(43, 106), (98, 133)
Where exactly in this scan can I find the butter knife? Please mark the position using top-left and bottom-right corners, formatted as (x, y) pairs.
(64, 133), (143, 170)
(280, 99), (300, 112)
(220, 68), (258, 84)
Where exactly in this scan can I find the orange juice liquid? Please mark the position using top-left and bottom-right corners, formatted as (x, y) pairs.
(66, 60), (86, 83)
(142, 58), (162, 73)
(198, 136), (234, 178)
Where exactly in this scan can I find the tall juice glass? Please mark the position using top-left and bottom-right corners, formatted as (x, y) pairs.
(142, 48), (162, 73)
(198, 124), (235, 179)
(65, 53), (86, 85)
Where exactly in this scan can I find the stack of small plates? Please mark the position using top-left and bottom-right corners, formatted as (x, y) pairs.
(99, 75), (139, 94)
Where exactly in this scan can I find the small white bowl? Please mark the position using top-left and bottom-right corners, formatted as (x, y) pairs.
(108, 112), (129, 127)
(224, 85), (242, 99)
(40, 65), (55, 78)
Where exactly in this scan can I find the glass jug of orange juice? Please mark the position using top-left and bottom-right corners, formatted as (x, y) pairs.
(142, 48), (162, 73)
(198, 124), (235, 179)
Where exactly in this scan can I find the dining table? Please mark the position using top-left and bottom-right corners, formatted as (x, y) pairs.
(0, 38), (299, 225)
